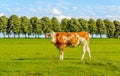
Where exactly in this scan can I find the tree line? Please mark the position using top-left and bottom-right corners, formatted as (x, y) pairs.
(0, 14), (120, 38)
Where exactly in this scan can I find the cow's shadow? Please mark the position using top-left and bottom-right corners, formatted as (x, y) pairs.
(11, 57), (58, 61)
(11, 57), (88, 62)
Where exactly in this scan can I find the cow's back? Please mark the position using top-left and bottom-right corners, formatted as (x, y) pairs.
(77, 32), (89, 42)
(55, 32), (79, 46)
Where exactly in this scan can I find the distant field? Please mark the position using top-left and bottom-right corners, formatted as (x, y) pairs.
(0, 38), (120, 76)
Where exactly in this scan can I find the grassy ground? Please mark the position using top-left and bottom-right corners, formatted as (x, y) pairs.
(0, 38), (120, 76)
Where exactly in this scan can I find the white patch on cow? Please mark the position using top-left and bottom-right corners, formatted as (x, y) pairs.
(68, 34), (74, 40)
(75, 33), (80, 46)
(62, 36), (67, 43)
(65, 34), (74, 42)
(50, 32), (56, 43)
(79, 37), (86, 44)
(70, 34), (74, 38)
(62, 36), (71, 43)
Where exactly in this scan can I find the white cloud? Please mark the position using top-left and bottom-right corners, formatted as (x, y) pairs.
(74, 5), (120, 21)
(0, 13), (4, 16)
(2, 0), (120, 21)
(103, 15), (120, 21)
(51, 8), (62, 15)
(57, 15), (71, 20)
(50, 8), (71, 21)
(5, 7), (23, 12)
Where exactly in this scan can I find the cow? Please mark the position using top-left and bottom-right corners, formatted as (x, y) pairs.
(46, 31), (91, 60)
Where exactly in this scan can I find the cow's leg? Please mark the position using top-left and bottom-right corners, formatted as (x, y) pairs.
(81, 44), (86, 60)
(59, 50), (64, 60)
(86, 44), (91, 60)
(60, 45), (65, 60)
(56, 45), (64, 60)
(81, 40), (88, 60)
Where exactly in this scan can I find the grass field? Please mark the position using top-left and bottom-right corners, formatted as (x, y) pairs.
(0, 38), (120, 76)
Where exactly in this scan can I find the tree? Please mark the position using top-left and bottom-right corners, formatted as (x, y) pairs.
(21, 16), (32, 38)
(88, 18), (97, 38)
(78, 18), (89, 32)
(51, 17), (61, 32)
(41, 17), (51, 38)
(68, 18), (82, 32)
(113, 20), (120, 38)
(61, 18), (69, 32)
(0, 16), (8, 38)
(96, 18), (106, 38)
(30, 16), (42, 38)
(8, 15), (21, 38)
(104, 19), (115, 38)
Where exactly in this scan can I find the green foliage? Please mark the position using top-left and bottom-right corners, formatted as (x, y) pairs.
(0, 16), (8, 37)
(68, 18), (82, 32)
(20, 16), (32, 38)
(30, 16), (42, 38)
(61, 18), (69, 32)
(96, 18), (106, 38)
(0, 39), (119, 76)
(104, 19), (115, 38)
(41, 17), (51, 34)
(0, 14), (120, 38)
(88, 18), (97, 38)
(51, 17), (61, 32)
(9, 15), (21, 38)
(78, 18), (89, 32)
(113, 20), (120, 38)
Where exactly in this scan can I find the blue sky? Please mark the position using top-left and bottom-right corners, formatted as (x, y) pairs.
(0, 0), (120, 20)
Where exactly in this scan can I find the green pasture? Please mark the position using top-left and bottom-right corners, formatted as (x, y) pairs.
(0, 38), (120, 76)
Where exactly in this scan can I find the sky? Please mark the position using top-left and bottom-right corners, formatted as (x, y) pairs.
(0, 0), (120, 21)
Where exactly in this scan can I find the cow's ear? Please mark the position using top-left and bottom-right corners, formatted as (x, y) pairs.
(46, 33), (51, 37)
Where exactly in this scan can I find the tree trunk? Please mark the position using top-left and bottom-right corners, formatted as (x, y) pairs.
(18, 34), (20, 38)
(28, 34), (30, 38)
(35, 34), (37, 38)
(38, 34), (40, 38)
(8, 34), (10, 38)
(25, 34), (27, 38)
(45, 33), (47, 38)
(100, 33), (102, 38)
(3, 32), (5, 38)
(14, 33), (16, 38)
(92, 34), (94, 38)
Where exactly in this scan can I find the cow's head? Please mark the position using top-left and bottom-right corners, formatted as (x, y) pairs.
(46, 32), (56, 43)
(46, 33), (51, 38)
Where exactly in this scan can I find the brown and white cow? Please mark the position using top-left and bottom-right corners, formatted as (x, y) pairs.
(46, 31), (91, 60)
